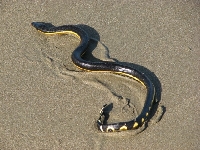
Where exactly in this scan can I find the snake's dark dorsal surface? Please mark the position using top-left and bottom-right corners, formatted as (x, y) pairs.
(31, 22), (155, 132)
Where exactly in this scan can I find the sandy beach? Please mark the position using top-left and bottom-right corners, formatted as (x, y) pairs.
(0, 0), (199, 149)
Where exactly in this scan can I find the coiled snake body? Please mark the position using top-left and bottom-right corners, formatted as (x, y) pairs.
(31, 22), (155, 132)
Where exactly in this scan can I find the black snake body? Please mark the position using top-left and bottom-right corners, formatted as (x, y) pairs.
(31, 22), (155, 132)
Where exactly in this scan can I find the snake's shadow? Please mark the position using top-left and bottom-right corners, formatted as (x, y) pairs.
(78, 24), (165, 125)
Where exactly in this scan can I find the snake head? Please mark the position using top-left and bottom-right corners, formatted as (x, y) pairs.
(31, 22), (55, 32)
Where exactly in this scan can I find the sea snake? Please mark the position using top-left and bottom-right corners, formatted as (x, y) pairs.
(31, 22), (155, 132)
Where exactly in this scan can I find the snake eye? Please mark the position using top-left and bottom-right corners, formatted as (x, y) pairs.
(31, 22), (46, 30)
(31, 22), (54, 31)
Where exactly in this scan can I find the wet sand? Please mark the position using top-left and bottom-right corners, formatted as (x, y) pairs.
(0, 1), (199, 149)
